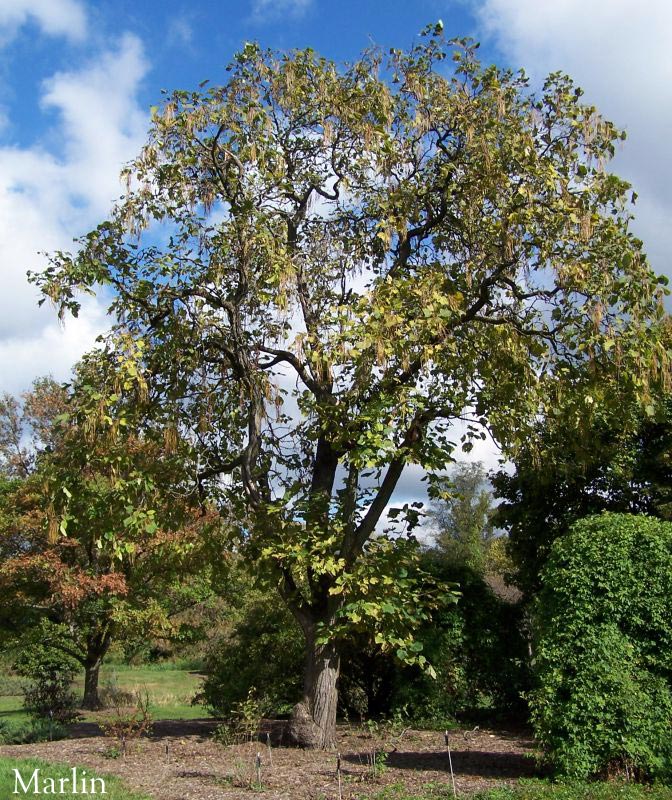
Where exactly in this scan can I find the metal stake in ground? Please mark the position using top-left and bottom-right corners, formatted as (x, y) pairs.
(445, 731), (457, 798)
(336, 752), (342, 800)
(255, 752), (262, 787)
(266, 731), (273, 767)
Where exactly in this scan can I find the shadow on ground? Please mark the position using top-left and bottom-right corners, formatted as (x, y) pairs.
(67, 718), (221, 741)
(343, 747), (545, 781)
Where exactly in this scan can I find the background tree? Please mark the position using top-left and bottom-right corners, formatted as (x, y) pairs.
(429, 461), (495, 572)
(390, 552), (529, 722)
(0, 354), (218, 709)
(34, 31), (669, 746)
(492, 388), (672, 595)
(0, 377), (68, 480)
(0, 377), (70, 639)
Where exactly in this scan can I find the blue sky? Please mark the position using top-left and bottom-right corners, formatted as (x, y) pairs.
(0, 0), (671, 487)
(1, 1), (484, 144)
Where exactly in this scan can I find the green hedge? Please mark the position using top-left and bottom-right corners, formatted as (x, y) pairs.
(530, 513), (672, 780)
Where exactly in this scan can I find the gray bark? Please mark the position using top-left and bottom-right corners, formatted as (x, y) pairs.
(289, 627), (340, 749)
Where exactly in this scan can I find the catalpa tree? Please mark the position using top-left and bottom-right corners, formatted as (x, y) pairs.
(34, 30), (669, 746)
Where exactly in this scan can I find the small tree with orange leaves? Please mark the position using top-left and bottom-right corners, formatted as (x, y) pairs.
(0, 351), (220, 709)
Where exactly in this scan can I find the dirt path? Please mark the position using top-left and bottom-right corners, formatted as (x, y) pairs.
(0, 723), (543, 798)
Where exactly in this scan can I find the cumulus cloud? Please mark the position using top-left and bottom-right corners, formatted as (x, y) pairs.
(0, 34), (149, 395)
(474, 0), (672, 275)
(0, 298), (109, 395)
(0, 0), (87, 43)
(40, 33), (149, 214)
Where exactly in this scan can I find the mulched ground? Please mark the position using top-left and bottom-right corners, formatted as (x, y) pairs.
(0, 719), (543, 798)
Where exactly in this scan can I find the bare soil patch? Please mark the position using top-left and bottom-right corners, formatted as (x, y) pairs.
(0, 722), (542, 798)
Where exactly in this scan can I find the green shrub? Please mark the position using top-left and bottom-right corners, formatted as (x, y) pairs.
(212, 688), (269, 745)
(388, 557), (529, 723)
(530, 513), (672, 780)
(0, 719), (68, 744)
(0, 720), (11, 743)
(202, 594), (303, 717)
(13, 635), (80, 725)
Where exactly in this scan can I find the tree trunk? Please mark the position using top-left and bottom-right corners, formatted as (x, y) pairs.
(81, 627), (112, 710)
(289, 627), (340, 749)
(82, 657), (103, 710)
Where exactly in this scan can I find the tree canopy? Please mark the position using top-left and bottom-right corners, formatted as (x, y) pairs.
(32, 30), (670, 746)
(492, 389), (672, 594)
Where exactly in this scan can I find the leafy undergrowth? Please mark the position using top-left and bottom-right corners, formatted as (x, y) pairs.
(0, 757), (149, 799)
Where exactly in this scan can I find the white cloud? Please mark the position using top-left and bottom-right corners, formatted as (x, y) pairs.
(0, 34), (149, 395)
(0, 0), (87, 43)
(251, 0), (312, 22)
(474, 0), (672, 275)
(0, 298), (108, 396)
(166, 15), (194, 49)
(41, 33), (149, 214)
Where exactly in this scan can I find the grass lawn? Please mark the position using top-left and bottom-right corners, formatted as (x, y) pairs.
(472, 781), (672, 800)
(0, 696), (30, 726)
(91, 663), (204, 718)
(0, 664), (205, 735)
(365, 781), (672, 800)
(0, 757), (149, 799)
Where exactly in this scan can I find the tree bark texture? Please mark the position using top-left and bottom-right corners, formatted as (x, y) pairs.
(288, 628), (340, 749)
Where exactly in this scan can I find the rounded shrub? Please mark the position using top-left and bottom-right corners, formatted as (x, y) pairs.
(530, 512), (672, 780)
